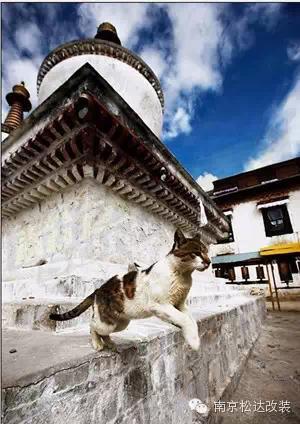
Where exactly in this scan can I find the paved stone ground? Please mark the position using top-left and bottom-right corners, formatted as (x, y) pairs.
(266, 300), (300, 312)
(219, 311), (300, 424)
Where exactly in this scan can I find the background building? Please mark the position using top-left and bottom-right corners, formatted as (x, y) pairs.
(211, 157), (300, 302)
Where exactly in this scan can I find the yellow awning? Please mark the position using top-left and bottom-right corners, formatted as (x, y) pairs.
(260, 242), (300, 256)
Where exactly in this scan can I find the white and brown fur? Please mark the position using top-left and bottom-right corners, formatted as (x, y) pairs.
(50, 229), (211, 351)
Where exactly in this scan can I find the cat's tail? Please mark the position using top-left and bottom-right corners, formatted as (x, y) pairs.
(49, 292), (95, 321)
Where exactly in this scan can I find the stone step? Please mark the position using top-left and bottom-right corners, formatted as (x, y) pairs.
(2, 297), (266, 424)
(2, 298), (92, 332)
(3, 275), (244, 302)
(3, 260), (129, 301)
(3, 276), (103, 301)
(190, 283), (248, 294)
(2, 290), (250, 333)
(187, 293), (236, 307)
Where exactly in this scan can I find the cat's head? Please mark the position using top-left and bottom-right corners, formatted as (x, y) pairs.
(170, 229), (211, 272)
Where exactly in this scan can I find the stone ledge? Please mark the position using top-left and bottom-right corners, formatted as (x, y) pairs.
(2, 297), (266, 424)
(2, 293), (250, 333)
(3, 260), (245, 301)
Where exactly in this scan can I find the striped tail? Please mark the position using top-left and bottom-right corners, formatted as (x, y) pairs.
(49, 292), (95, 321)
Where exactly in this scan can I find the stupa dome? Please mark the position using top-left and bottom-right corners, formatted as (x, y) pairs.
(37, 22), (164, 138)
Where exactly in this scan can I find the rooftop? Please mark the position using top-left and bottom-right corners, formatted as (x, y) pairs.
(212, 157), (300, 200)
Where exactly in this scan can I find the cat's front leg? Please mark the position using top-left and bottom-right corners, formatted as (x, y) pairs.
(177, 302), (200, 350)
(151, 303), (200, 351)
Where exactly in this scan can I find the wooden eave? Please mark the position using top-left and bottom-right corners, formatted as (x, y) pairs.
(1, 64), (229, 243)
(212, 175), (300, 204)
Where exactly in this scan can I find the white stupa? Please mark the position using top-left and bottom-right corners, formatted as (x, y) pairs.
(37, 22), (164, 138)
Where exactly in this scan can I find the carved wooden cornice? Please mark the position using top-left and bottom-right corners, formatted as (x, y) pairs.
(37, 39), (164, 109)
(2, 65), (229, 244)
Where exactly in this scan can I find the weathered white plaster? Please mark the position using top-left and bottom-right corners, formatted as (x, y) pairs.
(38, 57), (163, 138)
(2, 179), (178, 273)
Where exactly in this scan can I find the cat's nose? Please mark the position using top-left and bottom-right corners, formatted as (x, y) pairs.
(204, 259), (211, 269)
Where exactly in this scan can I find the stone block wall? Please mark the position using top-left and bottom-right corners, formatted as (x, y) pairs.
(2, 297), (266, 424)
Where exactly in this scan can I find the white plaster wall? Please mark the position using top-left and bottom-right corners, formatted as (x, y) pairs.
(212, 188), (300, 286)
(2, 131), (8, 142)
(213, 189), (300, 256)
(287, 190), (300, 235)
(2, 179), (177, 273)
(38, 56), (163, 138)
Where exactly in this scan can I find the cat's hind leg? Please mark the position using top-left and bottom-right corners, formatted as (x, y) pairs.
(96, 319), (130, 352)
(114, 318), (130, 332)
(90, 319), (116, 351)
(90, 328), (105, 351)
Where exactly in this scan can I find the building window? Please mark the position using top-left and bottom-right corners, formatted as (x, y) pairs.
(218, 215), (234, 243)
(261, 204), (293, 237)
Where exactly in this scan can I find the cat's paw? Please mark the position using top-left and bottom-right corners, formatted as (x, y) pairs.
(188, 336), (200, 351)
(104, 341), (118, 352)
(91, 339), (105, 352)
(184, 329), (200, 351)
(102, 336), (119, 352)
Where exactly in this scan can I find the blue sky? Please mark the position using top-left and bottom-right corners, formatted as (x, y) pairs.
(2, 3), (300, 190)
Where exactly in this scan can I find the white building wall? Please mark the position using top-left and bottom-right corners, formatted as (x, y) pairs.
(212, 188), (300, 257)
(38, 56), (163, 138)
(212, 188), (300, 287)
(2, 178), (176, 275)
(2, 176), (217, 288)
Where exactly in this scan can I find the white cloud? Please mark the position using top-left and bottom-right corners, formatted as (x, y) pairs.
(2, 5), (76, 121)
(153, 3), (282, 139)
(245, 73), (300, 171)
(77, 3), (150, 48)
(2, 30), (43, 121)
(14, 23), (43, 56)
(140, 47), (168, 80)
(159, 4), (228, 139)
(247, 3), (282, 30)
(287, 41), (300, 62)
(196, 172), (218, 192)
(165, 106), (192, 139)
(2, 3), (283, 141)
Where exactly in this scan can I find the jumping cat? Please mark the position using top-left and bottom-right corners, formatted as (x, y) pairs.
(49, 229), (211, 351)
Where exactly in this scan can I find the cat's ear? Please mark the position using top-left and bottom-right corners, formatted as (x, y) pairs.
(174, 229), (186, 246)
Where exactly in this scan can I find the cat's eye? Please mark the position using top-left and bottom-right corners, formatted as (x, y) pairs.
(190, 253), (196, 259)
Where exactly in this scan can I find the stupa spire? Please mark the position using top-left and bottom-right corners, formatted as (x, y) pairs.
(95, 22), (121, 45)
(2, 81), (32, 134)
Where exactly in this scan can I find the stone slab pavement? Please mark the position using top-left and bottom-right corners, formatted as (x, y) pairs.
(2, 316), (176, 388)
(2, 329), (95, 388)
(218, 311), (300, 424)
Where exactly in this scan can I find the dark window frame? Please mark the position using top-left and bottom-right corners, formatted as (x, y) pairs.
(261, 204), (293, 237)
(218, 214), (234, 244)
